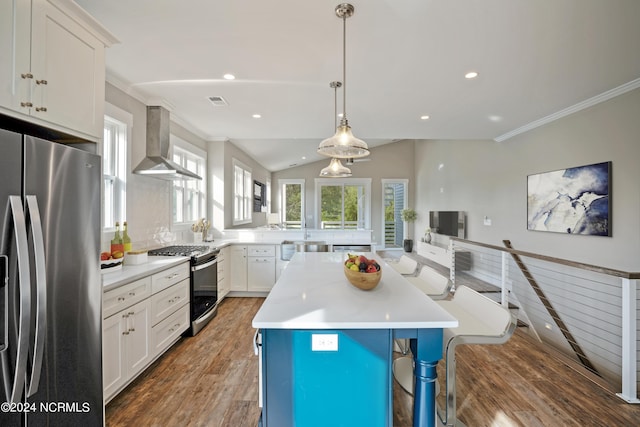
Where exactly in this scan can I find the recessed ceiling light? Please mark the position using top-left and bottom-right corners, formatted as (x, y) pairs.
(420, 115), (430, 120)
(465, 71), (478, 79)
(252, 114), (261, 119)
(223, 73), (235, 80)
(302, 156), (306, 160)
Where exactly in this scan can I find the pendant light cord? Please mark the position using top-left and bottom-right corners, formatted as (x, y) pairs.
(342, 13), (347, 122)
(334, 83), (338, 128)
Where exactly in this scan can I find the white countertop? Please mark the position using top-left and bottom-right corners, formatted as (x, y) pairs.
(252, 252), (458, 330)
(102, 256), (190, 292)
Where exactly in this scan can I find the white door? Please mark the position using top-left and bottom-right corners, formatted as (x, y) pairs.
(230, 245), (248, 291)
(248, 257), (276, 292)
(125, 299), (151, 379)
(102, 312), (127, 400)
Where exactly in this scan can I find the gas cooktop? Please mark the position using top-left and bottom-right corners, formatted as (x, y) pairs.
(148, 245), (214, 257)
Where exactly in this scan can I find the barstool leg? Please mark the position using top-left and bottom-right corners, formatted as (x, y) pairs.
(443, 342), (458, 427)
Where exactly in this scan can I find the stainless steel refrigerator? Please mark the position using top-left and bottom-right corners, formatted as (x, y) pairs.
(0, 126), (103, 426)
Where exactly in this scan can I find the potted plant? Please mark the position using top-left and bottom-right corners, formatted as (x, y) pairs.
(401, 208), (418, 252)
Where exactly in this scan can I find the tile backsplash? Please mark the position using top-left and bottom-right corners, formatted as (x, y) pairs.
(102, 175), (185, 252)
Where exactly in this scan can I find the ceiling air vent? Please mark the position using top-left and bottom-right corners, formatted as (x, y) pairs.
(208, 96), (228, 107)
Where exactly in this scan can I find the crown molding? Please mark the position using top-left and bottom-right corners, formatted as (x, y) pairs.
(495, 77), (640, 142)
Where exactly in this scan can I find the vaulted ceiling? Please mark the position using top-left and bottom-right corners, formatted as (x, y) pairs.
(77, 0), (640, 171)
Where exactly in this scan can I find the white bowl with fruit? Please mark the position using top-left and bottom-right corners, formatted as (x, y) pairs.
(100, 251), (124, 273)
(344, 254), (382, 291)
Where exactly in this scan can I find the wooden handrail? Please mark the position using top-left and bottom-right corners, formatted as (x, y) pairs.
(503, 240), (598, 375)
(451, 237), (640, 280)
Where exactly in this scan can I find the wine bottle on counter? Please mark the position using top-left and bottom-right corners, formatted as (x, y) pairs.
(122, 221), (132, 253)
(111, 222), (124, 254)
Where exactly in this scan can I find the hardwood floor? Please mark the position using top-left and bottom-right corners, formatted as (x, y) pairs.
(105, 297), (263, 427)
(106, 297), (640, 427)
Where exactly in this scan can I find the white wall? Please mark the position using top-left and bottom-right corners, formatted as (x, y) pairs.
(104, 83), (208, 250)
(413, 87), (640, 271)
(221, 141), (272, 230)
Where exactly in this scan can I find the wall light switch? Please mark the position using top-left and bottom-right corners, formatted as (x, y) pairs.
(311, 334), (338, 351)
(483, 216), (492, 226)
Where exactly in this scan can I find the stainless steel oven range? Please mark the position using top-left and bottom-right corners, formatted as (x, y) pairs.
(148, 245), (219, 336)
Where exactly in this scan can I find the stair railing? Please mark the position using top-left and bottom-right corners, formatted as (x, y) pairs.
(450, 237), (639, 404)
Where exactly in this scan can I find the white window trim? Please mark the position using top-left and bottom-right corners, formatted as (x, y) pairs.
(266, 176), (272, 214)
(102, 103), (132, 233)
(381, 179), (408, 249)
(279, 178), (305, 229)
(314, 178), (371, 230)
(170, 135), (207, 231)
(232, 158), (252, 225)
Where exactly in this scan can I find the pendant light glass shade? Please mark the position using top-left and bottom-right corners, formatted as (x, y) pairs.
(318, 119), (369, 158)
(320, 157), (352, 177)
(317, 3), (369, 159)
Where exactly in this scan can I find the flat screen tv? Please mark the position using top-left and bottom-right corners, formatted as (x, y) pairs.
(429, 211), (466, 238)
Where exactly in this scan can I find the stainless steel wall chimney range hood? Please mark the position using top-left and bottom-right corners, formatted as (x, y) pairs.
(133, 106), (202, 180)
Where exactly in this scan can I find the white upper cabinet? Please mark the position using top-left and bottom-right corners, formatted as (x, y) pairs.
(0, 0), (117, 140)
(0, 0), (31, 111)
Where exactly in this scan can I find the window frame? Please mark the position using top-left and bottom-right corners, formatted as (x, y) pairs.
(381, 179), (409, 249)
(232, 158), (253, 225)
(102, 103), (131, 232)
(314, 178), (371, 230)
(171, 135), (207, 230)
(279, 179), (305, 229)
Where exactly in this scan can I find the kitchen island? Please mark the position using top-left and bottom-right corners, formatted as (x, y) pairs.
(252, 252), (458, 427)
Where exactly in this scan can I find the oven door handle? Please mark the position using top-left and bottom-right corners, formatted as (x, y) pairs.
(192, 258), (217, 272)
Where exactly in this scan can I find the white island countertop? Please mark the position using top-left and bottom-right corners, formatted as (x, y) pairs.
(252, 252), (458, 330)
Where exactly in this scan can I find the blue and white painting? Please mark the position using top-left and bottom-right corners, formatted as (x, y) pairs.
(527, 162), (611, 236)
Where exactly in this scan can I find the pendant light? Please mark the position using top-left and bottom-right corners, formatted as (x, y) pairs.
(317, 3), (369, 159)
(320, 157), (352, 177)
(320, 81), (352, 177)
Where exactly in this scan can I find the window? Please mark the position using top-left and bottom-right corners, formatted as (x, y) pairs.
(382, 179), (408, 249)
(233, 159), (252, 225)
(315, 178), (371, 230)
(102, 104), (130, 231)
(172, 137), (206, 226)
(280, 179), (305, 229)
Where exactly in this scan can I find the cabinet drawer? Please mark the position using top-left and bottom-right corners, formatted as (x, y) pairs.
(103, 277), (151, 319)
(152, 262), (190, 294)
(248, 245), (275, 257)
(151, 304), (190, 357)
(150, 279), (190, 326)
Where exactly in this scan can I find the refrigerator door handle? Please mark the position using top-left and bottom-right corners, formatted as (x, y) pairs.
(0, 196), (32, 404)
(0, 255), (8, 400)
(25, 196), (47, 397)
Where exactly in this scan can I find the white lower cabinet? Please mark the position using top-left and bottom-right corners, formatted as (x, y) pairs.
(217, 246), (230, 300)
(229, 244), (277, 293)
(102, 298), (151, 401)
(151, 304), (190, 356)
(150, 278), (189, 326)
(102, 261), (190, 402)
(248, 257), (276, 292)
(248, 245), (276, 292)
(230, 245), (248, 291)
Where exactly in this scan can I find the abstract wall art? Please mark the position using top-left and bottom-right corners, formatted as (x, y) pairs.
(527, 161), (611, 236)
